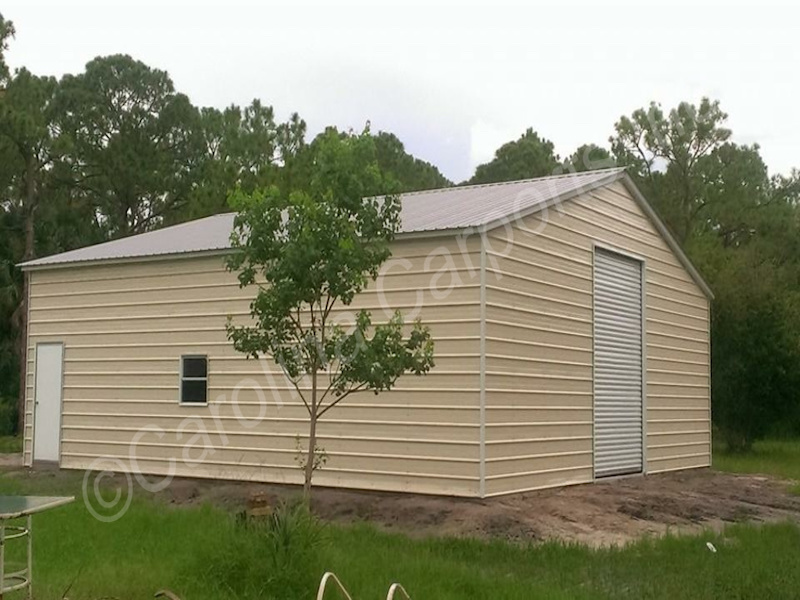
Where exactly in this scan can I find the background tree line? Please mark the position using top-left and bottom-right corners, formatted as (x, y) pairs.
(1, 11), (798, 450)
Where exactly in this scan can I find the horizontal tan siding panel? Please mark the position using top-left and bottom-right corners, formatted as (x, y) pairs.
(35, 329), (480, 352)
(65, 441), (480, 478)
(646, 407), (709, 422)
(63, 430), (479, 459)
(647, 293), (709, 318)
(487, 321), (591, 347)
(30, 282), (250, 309)
(646, 396), (711, 410)
(486, 422), (592, 443)
(29, 308), (480, 336)
(487, 356), (590, 377)
(486, 275), (592, 309)
(647, 454), (710, 473)
(486, 260), (592, 293)
(647, 307), (708, 331)
(486, 242), (592, 281)
(647, 383), (709, 398)
(648, 343), (708, 362)
(63, 372), (479, 391)
(64, 354), (481, 374)
(485, 338), (591, 362)
(484, 466), (593, 496)
(646, 279), (707, 306)
(648, 371), (709, 386)
(648, 357), (708, 375)
(487, 451), (591, 477)
(647, 333), (708, 353)
(647, 442), (710, 460)
(485, 375), (591, 393)
(30, 295), (480, 324)
(586, 188), (653, 226)
(647, 430), (710, 448)
(647, 418), (711, 435)
(29, 287), (480, 316)
(60, 456), (480, 497)
(62, 402), (481, 425)
(486, 305), (591, 336)
(485, 407), (592, 424)
(62, 414), (479, 441)
(484, 390), (591, 408)
(31, 256), (233, 286)
(485, 437), (591, 460)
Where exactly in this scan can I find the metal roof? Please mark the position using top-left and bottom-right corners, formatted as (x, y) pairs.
(21, 168), (625, 269)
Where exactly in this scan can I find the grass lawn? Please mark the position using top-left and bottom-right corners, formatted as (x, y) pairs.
(0, 435), (21, 453)
(1, 471), (800, 599)
(714, 439), (800, 493)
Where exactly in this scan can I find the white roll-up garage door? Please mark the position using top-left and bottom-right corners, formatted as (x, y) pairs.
(593, 248), (644, 478)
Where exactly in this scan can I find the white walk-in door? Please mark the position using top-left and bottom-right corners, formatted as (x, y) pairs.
(33, 343), (64, 462)
(593, 249), (644, 478)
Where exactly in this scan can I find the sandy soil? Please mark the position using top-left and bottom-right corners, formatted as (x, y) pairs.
(4, 460), (800, 547)
(163, 468), (800, 547)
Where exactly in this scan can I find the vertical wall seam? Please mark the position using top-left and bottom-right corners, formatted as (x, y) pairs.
(24, 271), (34, 467)
(641, 258), (649, 474)
(707, 298), (712, 466)
(590, 247), (596, 481)
(478, 233), (487, 498)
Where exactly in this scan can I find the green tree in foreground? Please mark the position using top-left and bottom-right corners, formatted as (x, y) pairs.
(226, 128), (435, 497)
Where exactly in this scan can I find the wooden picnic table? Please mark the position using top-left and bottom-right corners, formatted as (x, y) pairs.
(0, 496), (74, 599)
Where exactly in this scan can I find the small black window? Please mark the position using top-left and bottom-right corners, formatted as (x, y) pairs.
(180, 356), (208, 404)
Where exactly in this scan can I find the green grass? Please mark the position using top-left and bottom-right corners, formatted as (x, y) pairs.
(2, 471), (800, 599)
(714, 438), (800, 484)
(0, 435), (21, 453)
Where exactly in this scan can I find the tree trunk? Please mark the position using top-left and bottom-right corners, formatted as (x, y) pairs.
(303, 411), (317, 500)
(17, 155), (36, 435)
(303, 369), (318, 501)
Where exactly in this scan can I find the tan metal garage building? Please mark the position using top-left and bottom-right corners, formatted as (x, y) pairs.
(20, 167), (712, 497)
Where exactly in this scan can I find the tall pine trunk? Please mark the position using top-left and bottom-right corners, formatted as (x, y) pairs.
(17, 154), (36, 435)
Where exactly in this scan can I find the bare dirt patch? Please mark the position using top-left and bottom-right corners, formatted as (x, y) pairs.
(160, 468), (800, 546)
(5, 463), (800, 547)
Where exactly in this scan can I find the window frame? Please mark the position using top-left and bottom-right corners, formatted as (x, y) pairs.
(179, 354), (209, 406)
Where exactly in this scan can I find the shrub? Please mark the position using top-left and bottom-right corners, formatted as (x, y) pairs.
(189, 500), (327, 599)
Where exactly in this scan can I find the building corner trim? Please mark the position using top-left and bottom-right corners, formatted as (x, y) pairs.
(478, 233), (487, 498)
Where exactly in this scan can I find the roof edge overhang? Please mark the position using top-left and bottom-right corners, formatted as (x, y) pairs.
(18, 168), (713, 302)
(19, 247), (237, 272)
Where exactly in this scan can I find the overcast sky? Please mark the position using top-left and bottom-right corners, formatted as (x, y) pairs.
(3, 0), (798, 182)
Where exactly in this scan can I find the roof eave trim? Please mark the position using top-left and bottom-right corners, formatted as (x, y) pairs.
(19, 247), (237, 272)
